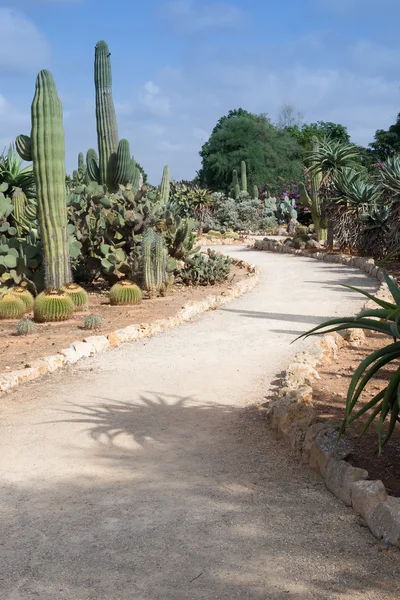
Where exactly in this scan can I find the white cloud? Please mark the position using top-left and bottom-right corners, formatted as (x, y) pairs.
(160, 0), (246, 32)
(314, 0), (396, 14)
(0, 94), (30, 151)
(139, 80), (171, 117)
(0, 9), (50, 73)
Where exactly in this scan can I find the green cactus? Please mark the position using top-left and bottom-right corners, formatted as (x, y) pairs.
(241, 160), (247, 192)
(60, 282), (88, 310)
(234, 183), (240, 200)
(10, 285), (34, 311)
(83, 313), (102, 330)
(94, 40), (119, 190)
(15, 135), (32, 162)
(34, 289), (74, 322)
(159, 165), (170, 205)
(16, 70), (72, 290)
(232, 169), (238, 189)
(0, 293), (26, 319)
(252, 185), (258, 200)
(109, 280), (142, 305)
(300, 137), (327, 241)
(16, 317), (35, 336)
(142, 227), (156, 297)
(113, 139), (135, 188)
(86, 148), (100, 183)
(154, 230), (167, 292)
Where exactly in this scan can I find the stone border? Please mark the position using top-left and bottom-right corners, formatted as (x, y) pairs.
(256, 238), (400, 548)
(0, 258), (259, 395)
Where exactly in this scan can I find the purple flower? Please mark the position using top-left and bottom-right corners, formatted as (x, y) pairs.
(375, 162), (384, 168)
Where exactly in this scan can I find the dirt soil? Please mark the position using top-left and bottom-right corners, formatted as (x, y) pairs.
(311, 333), (400, 496)
(0, 264), (246, 372)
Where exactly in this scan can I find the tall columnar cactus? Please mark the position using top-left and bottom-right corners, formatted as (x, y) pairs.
(142, 228), (167, 297)
(94, 40), (119, 190)
(299, 136), (327, 241)
(159, 165), (170, 205)
(234, 183), (240, 200)
(241, 160), (247, 192)
(232, 169), (238, 188)
(142, 228), (156, 296)
(16, 70), (71, 289)
(252, 185), (258, 200)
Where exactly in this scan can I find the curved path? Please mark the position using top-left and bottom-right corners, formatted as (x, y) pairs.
(1, 247), (399, 600)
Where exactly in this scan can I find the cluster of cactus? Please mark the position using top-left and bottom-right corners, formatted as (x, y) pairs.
(67, 182), (166, 284)
(85, 41), (140, 193)
(179, 249), (232, 286)
(83, 314), (102, 330)
(230, 161), (249, 198)
(16, 317), (35, 336)
(109, 280), (142, 305)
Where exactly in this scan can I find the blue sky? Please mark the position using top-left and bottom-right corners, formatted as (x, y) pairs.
(0, 0), (399, 183)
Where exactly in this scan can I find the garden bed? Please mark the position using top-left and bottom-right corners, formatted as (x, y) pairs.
(311, 332), (400, 497)
(0, 264), (246, 373)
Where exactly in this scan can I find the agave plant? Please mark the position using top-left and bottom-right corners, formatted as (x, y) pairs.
(380, 155), (400, 196)
(334, 167), (382, 209)
(0, 144), (35, 198)
(297, 272), (400, 452)
(308, 138), (360, 180)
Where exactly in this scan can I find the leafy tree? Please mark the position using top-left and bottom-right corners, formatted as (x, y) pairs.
(286, 121), (350, 152)
(369, 113), (400, 161)
(198, 108), (303, 194)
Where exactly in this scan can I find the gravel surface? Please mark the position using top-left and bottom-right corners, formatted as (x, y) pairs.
(1, 247), (399, 600)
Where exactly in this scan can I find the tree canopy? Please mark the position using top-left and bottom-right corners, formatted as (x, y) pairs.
(198, 109), (303, 194)
(285, 121), (351, 152)
(369, 113), (400, 161)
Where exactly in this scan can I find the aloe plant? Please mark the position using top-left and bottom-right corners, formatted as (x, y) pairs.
(298, 271), (400, 452)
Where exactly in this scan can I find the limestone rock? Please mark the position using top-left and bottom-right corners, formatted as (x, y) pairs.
(83, 336), (110, 354)
(309, 428), (353, 477)
(44, 354), (66, 373)
(351, 480), (387, 519)
(70, 340), (95, 359)
(367, 497), (400, 547)
(325, 459), (368, 505)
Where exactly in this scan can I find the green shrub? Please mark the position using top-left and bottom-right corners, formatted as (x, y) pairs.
(180, 250), (232, 286)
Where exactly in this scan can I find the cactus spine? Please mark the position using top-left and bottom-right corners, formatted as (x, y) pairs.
(94, 40), (119, 190)
(160, 165), (170, 205)
(241, 160), (247, 192)
(16, 70), (71, 290)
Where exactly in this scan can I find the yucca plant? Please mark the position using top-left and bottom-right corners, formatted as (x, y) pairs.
(297, 271), (400, 453)
(380, 155), (400, 196)
(308, 138), (360, 180)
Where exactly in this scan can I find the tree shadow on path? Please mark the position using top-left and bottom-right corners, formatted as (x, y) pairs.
(2, 393), (397, 599)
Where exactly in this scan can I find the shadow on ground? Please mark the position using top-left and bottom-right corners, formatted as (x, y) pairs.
(2, 393), (399, 600)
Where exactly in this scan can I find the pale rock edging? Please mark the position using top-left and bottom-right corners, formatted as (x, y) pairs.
(258, 237), (400, 548)
(0, 259), (259, 395)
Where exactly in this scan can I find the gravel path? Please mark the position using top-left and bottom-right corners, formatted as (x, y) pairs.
(1, 247), (399, 600)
